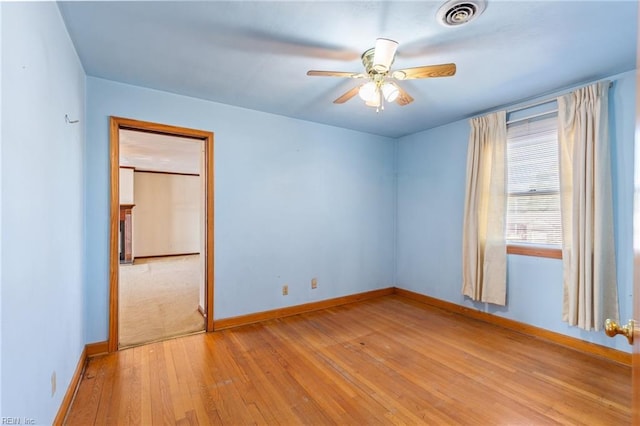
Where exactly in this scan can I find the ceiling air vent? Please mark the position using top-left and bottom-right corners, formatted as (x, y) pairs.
(436, 0), (487, 27)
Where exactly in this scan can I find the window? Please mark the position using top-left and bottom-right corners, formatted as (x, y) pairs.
(505, 114), (562, 248)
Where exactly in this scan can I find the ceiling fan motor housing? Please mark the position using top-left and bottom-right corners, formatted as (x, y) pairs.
(362, 43), (395, 76)
(361, 48), (380, 75)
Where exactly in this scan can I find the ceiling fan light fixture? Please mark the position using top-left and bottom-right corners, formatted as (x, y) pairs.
(382, 82), (399, 102)
(372, 38), (398, 72)
(365, 95), (381, 108)
(358, 81), (378, 101)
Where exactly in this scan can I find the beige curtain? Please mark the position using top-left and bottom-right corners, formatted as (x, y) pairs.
(557, 81), (618, 331)
(462, 111), (507, 306)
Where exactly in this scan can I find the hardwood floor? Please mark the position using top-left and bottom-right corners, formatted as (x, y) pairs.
(65, 295), (631, 425)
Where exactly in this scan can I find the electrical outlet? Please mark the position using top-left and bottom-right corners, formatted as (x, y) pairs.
(51, 371), (57, 397)
(311, 278), (318, 289)
(282, 285), (288, 296)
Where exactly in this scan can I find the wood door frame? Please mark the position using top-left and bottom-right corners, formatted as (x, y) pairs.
(108, 116), (215, 352)
(632, 4), (640, 419)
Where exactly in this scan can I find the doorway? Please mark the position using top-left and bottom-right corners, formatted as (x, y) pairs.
(109, 117), (214, 352)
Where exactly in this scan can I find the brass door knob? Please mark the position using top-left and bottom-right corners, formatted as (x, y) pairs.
(604, 319), (634, 345)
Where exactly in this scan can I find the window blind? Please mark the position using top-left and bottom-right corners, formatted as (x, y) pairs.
(506, 115), (562, 245)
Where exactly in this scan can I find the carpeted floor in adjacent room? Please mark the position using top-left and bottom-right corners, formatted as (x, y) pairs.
(119, 254), (204, 348)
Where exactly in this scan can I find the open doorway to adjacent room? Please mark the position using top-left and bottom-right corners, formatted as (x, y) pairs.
(109, 117), (214, 351)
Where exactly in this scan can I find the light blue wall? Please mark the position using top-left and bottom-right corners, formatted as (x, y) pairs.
(0, 2), (4, 417)
(396, 70), (636, 352)
(85, 77), (396, 343)
(1, 2), (85, 423)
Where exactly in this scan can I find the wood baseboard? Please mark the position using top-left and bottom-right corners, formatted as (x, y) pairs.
(86, 340), (109, 357)
(53, 346), (87, 426)
(133, 252), (200, 261)
(54, 340), (109, 425)
(214, 287), (395, 330)
(393, 287), (631, 366)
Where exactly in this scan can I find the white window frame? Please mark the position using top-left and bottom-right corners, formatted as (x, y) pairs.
(505, 112), (562, 259)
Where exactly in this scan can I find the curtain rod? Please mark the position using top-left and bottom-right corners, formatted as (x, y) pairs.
(470, 79), (614, 121)
(506, 109), (558, 125)
(506, 80), (613, 115)
(508, 99), (555, 114)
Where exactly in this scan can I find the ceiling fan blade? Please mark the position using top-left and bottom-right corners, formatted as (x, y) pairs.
(307, 70), (364, 78)
(395, 85), (414, 106)
(333, 86), (361, 104)
(392, 63), (456, 80)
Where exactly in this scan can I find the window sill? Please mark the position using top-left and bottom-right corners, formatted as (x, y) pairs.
(506, 245), (562, 259)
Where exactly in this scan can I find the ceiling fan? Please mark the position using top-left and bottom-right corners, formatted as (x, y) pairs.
(307, 38), (456, 111)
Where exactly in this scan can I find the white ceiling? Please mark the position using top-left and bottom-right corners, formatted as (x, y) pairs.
(59, 1), (637, 138)
(120, 130), (202, 175)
